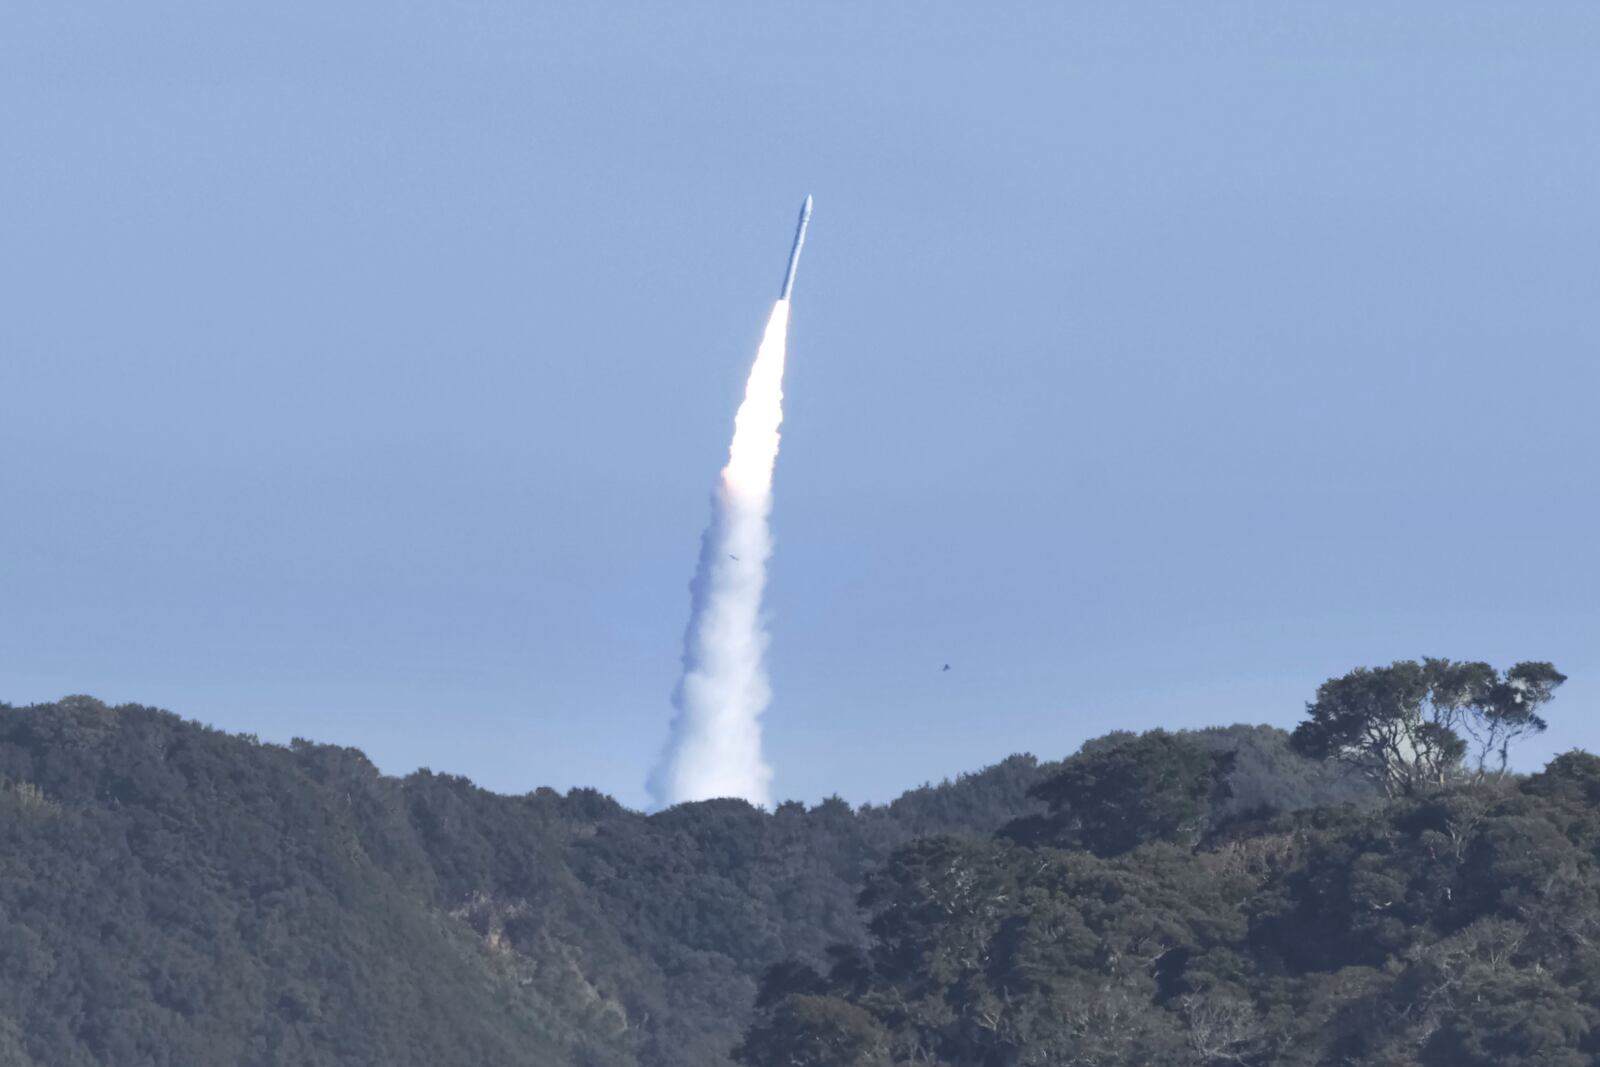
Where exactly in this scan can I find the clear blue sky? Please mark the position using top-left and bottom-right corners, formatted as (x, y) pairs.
(3, 3), (1596, 809)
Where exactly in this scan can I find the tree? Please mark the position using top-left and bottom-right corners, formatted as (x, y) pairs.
(1290, 659), (1564, 797)
(735, 996), (891, 1067)
(1007, 731), (1235, 856)
(1468, 661), (1567, 778)
(1419, 965), (1592, 1067)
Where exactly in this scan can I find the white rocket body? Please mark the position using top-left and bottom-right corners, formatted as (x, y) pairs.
(779, 195), (813, 300)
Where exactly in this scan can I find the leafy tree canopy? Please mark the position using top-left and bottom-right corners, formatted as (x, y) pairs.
(1005, 730), (1236, 855)
(1291, 659), (1565, 796)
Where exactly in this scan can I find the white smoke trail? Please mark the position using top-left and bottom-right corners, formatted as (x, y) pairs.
(648, 300), (792, 808)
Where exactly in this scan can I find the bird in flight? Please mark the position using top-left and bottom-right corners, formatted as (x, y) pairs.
(942, 664), (951, 672)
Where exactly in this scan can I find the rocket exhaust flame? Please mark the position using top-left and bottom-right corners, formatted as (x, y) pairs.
(649, 199), (810, 808)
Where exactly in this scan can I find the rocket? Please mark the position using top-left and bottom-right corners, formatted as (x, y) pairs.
(779, 195), (813, 300)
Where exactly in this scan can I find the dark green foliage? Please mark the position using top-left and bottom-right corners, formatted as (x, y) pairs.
(0, 697), (594, 1067)
(0, 698), (1074, 1067)
(1007, 730), (1236, 855)
(861, 754), (1056, 837)
(1009, 724), (1379, 853)
(743, 724), (1600, 1067)
(4, 679), (1585, 1067)
(1291, 659), (1565, 796)
(1188, 723), (1378, 819)
(736, 995), (891, 1067)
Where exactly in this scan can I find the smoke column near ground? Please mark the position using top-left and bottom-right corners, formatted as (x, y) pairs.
(648, 300), (792, 808)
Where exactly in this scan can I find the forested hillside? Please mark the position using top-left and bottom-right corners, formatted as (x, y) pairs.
(0, 697), (1080, 1066)
(740, 660), (1592, 1067)
(0, 659), (1577, 1066)
(741, 754), (1600, 1066)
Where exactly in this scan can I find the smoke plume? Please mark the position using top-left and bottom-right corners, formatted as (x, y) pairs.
(648, 300), (792, 808)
